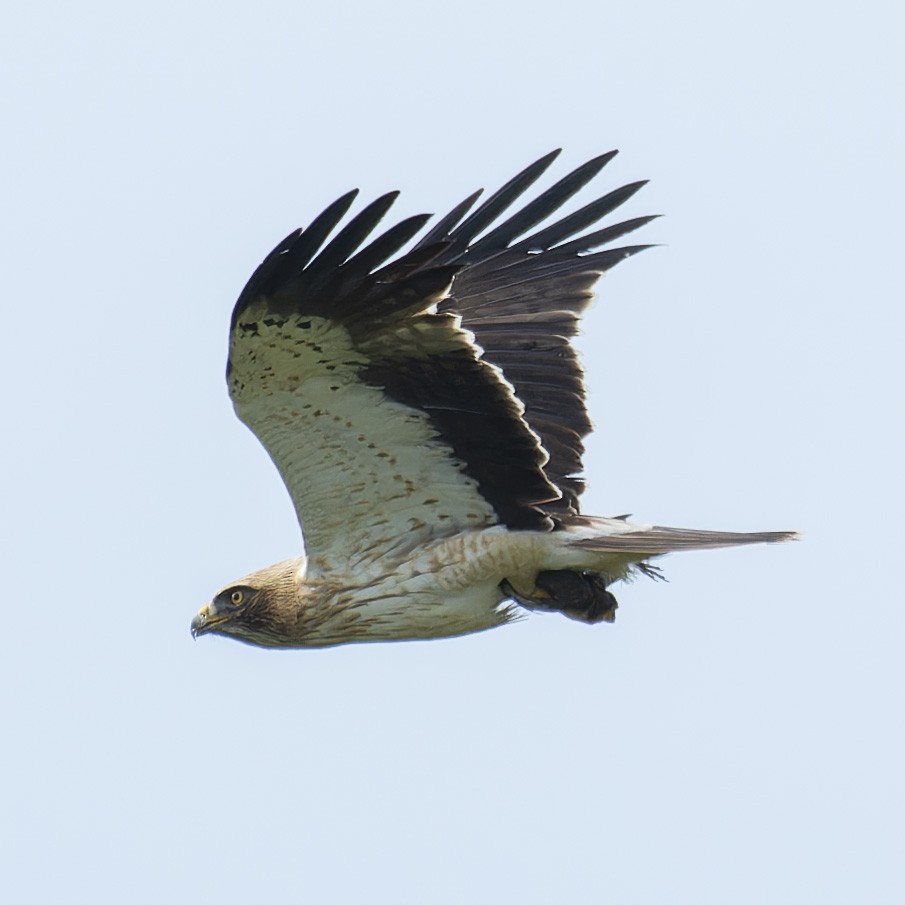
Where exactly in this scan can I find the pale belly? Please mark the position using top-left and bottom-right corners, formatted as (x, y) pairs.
(304, 528), (541, 645)
(302, 524), (620, 646)
(306, 578), (514, 646)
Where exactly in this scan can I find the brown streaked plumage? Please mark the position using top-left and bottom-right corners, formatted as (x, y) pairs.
(192, 150), (796, 649)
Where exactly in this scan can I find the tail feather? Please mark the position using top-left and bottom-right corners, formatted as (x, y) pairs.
(568, 519), (798, 556)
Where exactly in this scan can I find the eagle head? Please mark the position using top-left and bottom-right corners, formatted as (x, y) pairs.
(191, 558), (305, 647)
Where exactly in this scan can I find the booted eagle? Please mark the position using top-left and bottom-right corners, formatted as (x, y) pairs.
(192, 150), (794, 648)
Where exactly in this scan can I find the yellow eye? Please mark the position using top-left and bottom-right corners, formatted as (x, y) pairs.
(230, 590), (245, 606)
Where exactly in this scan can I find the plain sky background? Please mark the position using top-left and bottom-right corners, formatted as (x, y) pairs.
(2, 1), (903, 902)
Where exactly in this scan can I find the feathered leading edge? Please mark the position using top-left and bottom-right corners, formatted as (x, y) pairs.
(199, 150), (796, 648)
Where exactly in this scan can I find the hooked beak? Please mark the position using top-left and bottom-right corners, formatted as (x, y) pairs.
(191, 603), (227, 639)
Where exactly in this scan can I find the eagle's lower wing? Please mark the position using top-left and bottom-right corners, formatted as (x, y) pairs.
(228, 193), (563, 570)
(227, 152), (653, 570)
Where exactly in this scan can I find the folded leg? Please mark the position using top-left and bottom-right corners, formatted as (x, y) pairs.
(500, 570), (618, 624)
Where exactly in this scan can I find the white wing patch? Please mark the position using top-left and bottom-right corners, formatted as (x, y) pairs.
(229, 302), (499, 571)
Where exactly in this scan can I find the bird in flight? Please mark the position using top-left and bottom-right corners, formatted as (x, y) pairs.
(191, 150), (794, 648)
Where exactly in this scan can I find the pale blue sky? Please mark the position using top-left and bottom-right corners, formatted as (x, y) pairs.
(2, 1), (903, 902)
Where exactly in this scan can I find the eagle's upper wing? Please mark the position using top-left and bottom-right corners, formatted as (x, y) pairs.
(421, 150), (654, 515)
(227, 151), (649, 569)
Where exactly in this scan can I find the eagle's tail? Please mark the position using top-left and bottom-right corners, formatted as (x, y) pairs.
(564, 517), (798, 556)
(545, 514), (797, 584)
(509, 517), (797, 624)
